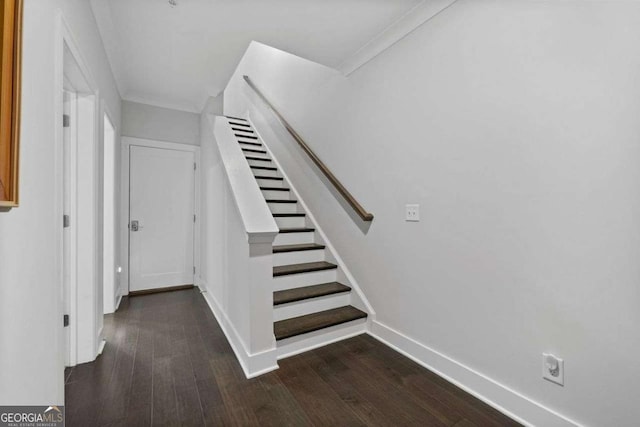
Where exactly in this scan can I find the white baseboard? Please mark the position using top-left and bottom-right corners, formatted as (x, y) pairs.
(369, 321), (581, 427)
(200, 288), (278, 379)
(114, 293), (123, 311)
(97, 339), (107, 356)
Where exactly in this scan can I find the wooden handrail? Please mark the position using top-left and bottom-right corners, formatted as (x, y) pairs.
(243, 75), (374, 222)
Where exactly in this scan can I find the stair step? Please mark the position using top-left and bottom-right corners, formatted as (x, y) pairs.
(273, 261), (337, 277)
(251, 165), (277, 171)
(229, 121), (250, 127)
(246, 156), (272, 162)
(225, 115), (247, 121)
(273, 243), (325, 253)
(235, 134), (258, 140)
(242, 148), (267, 154)
(260, 187), (289, 192)
(232, 128), (254, 133)
(267, 199), (296, 204)
(239, 141), (262, 147)
(273, 213), (305, 218)
(255, 176), (283, 181)
(278, 227), (314, 233)
(274, 306), (367, 341)
(274, 282), (350, 306)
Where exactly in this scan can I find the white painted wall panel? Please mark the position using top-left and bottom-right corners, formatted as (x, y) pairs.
(122, 100), (200, 145)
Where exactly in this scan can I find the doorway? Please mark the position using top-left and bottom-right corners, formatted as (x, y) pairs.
(126, 140), (198, 294)
(58, 21), (102, 367)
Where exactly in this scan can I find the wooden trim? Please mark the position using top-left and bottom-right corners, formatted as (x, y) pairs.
(0, 0), (22, 207)
(242, 75), (374, 222)
(129, 284), (195, 297)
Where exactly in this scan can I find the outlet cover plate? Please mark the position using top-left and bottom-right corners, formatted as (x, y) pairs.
(406, 204), (420, 222)
(542, 353), (564, 386)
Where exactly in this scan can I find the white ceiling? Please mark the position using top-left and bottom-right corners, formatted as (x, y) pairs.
(91, 0), (422, 113)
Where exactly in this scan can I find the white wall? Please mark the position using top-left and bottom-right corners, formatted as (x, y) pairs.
(224, 1), (640, 425)
(103, 114), (117, 313)
(198, 95), (225, 296)
(122, 100), (200, 145)
(0, 0), (121, 405)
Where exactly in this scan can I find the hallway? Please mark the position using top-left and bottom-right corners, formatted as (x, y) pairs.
(64, 289), (519, 426)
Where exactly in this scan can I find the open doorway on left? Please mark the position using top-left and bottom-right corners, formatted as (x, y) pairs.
(59, 27), (104, 369)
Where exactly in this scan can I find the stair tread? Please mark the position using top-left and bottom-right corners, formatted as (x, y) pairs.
(274, 306), (367, 340)
(260, 186), (289, 191)
(273, 243), (325, 253)
(225, 115), (247, 121)
(273, 213), (305, 218)
(251, 165), (277, 171)
(274, 282), (350, 306)
(229, 121), (250, 127)
(235, 134), (258, 139)
(232, 128), (254, 133)
(255, 176), (284, 181)
(246, 156), (271, 162)
(239, 141), (262, 147)
(273, 261), (337, 277)
(267, 199), (296, 203)
(278, 227), (314, 233)
(242, 148), (267, 154)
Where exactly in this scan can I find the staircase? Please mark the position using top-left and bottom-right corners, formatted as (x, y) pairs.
(226, 116), (368, 357)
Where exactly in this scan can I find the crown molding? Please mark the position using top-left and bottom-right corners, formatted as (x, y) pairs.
(338, 0), (459, 76)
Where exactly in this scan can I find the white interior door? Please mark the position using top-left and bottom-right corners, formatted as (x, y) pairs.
(129, 145), (195, 292)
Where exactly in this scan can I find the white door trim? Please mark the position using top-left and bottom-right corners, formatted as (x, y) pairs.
(55, 12), (101, 367)
(101, 100), (121, 313)
(120, 137), (201, 295)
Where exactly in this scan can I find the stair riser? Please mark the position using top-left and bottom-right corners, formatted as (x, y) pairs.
(242, 150), (268, 157)
(273, 269), (337, 291)
(256, 178), (284, 188)
(274, 216), (306, 229)
(268, 203), (299, 214)
(234, 131), (255, 138)
(273, 249), (325, 265)
(274, 231), (314, 245)
(251, 168), (279, 178)
(273, 293), (351, 322)
(276, 320), (367, 359)
(261, 189), (291, 200)
(239, 141), (263, 149)
(237, 139), (260, 146)
(247, 158), (273, 167)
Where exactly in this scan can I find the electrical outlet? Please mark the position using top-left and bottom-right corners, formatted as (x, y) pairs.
(406, 204), (420, 222)
(542, 353), (564, 386)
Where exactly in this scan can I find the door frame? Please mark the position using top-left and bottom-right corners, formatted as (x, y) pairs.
(120, 137), (201, 295)
(55, 13), (102, 367)
(101, 102), (120, 313)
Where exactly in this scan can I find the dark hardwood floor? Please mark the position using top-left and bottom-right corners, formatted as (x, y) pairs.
(64, 288), (520, 426)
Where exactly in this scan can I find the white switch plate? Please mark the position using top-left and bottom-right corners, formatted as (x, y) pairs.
(406, 204), (420, 222)
(542, 353), (564, 386)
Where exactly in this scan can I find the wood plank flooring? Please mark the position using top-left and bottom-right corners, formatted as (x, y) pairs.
(64, 288), (520, 426)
